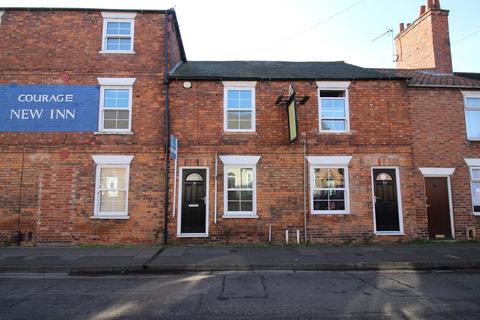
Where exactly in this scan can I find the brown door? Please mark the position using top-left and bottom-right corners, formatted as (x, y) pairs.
(425, 177), (452, 239)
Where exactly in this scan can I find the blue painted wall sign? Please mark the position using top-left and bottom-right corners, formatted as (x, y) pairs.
(0, 85), (100, 132)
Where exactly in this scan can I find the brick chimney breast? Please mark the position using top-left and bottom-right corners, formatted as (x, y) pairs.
(395, 0), (452, 73)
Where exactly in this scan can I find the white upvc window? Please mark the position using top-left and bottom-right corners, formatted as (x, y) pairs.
(465, 159), (480, 215)
(223, 81), (256, 132)
(317, 81), (350, 133)
(462, 91), (480, 141)
(101, 12), (136, 53)
(307, 156), (352, 214)
(470, 167), (480, 215)
(97, 78), (136, 133)
(92, 155), (134, 219)
(220, 155), (260, 218)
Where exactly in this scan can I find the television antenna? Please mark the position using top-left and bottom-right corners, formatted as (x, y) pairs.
(372, 27), (398, 62)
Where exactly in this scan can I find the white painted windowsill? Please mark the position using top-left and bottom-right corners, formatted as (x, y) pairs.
(90, 215), (130, 220)
(375, 231), (404, 236)
(222, 214), (259, 219)
(99, 51), (136, 54)
(311, 212), (350, 215)
(177, 233), (208, 238)
(318, 131), (352, 135)
(94, 131), (134, 135)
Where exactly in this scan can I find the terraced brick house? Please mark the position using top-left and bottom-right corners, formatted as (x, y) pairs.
(0, 0), (479, 245)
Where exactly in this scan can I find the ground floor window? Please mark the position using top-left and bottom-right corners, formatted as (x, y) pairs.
(471, 168), (480, 214)
(92, 155), (134, 218)
(311, 167), (349, 214)
(220, 155), (260, 218)
(307, 156), (352, 215)
(226, 166), (254, 213)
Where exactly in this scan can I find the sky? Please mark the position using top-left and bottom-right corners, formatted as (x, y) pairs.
(1, 0), (480, 72)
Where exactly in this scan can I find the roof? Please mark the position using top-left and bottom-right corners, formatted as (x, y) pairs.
(0, 7), (167, 13)
(372, 69), (480, 89)
(455, 72), (480, 81)
(170, 61), (405, 81)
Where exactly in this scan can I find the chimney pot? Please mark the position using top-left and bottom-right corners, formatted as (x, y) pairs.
(407, 23), (411, 28)
(433, 0), (441, 9)
(420, 5), (426, 16)
(399, 23), (405, 32)
(427, 0), (434, 9)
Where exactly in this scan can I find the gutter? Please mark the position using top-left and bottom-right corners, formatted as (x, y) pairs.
(0, 7), (168, 13)
(407, 84), (480, 89)
(169, 76), (407, 81)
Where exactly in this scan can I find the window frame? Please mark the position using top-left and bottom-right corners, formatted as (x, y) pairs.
(97, 78), (136, 134)
(223, 81), (257, 133)
(310, 165), (350, 215)
(100, 12), (136, 54)
(223, 165), (257, 217)
(92, 155), (134, 219)
(220, 155), (260, 219)
(462, 91), (480, 141)
(317, 81), (351, 133)
(469, 167), (480, 216)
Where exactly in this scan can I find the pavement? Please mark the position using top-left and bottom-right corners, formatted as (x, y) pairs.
(0, 242), (480, 274)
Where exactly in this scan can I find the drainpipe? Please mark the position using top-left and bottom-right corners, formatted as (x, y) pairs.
(14, 148), (26, 245)
(162, 10), (172, 245)
(303, 141), (307, 244)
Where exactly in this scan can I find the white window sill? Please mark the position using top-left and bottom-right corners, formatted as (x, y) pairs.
(99, 51), (136, 54)
(311, 211), (350, 215)
(375, 231), (404, 236)
(94, 131), (134, 135)
(177, 233), (208, 238)
(90, 215), (130, 220)
(222, 214), (259, 219)
(473, 212), (480, 216)
(223, 131), (257, 134)
(318, 131), (351, 134)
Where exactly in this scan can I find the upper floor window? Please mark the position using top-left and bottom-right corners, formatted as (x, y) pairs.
(97, 78), (136, 133)
(463, 91), (480, 140)
(317, 81), (350, 133)
(223, 81), (256, 132)
(101, 12), (136, 53)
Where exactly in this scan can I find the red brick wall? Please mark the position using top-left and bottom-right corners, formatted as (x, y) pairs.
(0, 10), (170, 245)
(167, 80), (417, 244)
(395, 9), (452, 73)
(409, 88), (480, 240)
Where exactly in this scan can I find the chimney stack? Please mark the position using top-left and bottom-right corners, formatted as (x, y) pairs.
(395, 0), (452, 73)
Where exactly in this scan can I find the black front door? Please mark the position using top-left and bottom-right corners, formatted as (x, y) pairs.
(181, 169), (207, 234)
(373, 169), (401, 232)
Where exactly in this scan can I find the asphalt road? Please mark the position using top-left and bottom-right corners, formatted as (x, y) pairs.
(1, 270), (479, 319)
